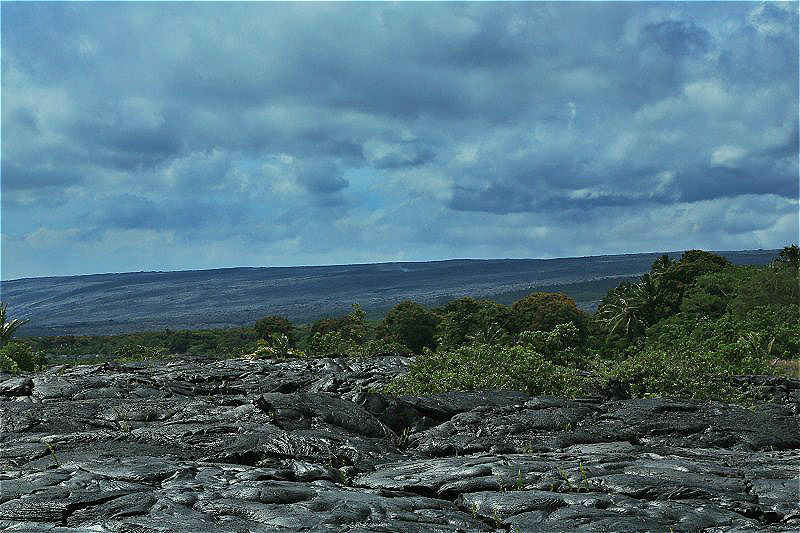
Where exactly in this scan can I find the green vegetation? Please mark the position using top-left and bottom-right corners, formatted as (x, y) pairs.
(0, 302), (46, 372)
(597, 246), (799, 401)
(23, 327), (261, 363)
(10, 245), (799, 405)
(434, 297), (513, 349)
(0, 342), (48, 372)
(386, 343), (587, 397)
(254, 316), (296, 346)
(390, 246), (798, 403)
(1, 302), (29, 345)
(511, 292), (589, 338)
(380, 301), (438, 354)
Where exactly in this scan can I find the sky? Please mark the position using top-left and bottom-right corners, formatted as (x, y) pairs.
(1, 1), (798, 280)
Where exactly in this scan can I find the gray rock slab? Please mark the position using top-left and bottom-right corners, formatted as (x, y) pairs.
(1, 356), (798, 532)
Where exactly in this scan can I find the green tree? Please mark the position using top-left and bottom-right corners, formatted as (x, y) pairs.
(517, 321), (586, 366)
(729, 263), (799, 315)
(435, 297), (513, 348)
(679, 265), (758, 319)
(773, 244), (799, 270)
(381, 301), (438, 354)
(254, 315), (295, 346)
(656, 250), (732, 317)
(310, 304), (368, 345)
(650, 254), (674, 279)
(511, 292), (588, 337)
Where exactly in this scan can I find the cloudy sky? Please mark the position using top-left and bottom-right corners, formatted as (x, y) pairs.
(2, 1), (797, 279)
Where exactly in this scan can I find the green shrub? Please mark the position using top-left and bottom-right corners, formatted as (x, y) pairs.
(729, 263), (799, 316)
(656, 249), (732, 316)
(0, 352), (21, 373)
(605, 301), (793, 402)
(773, 244), (799, 269)
(386, 343), (587, 397)
(0, 342), (47, 372)
(381, 301), (438, 354)
(308, 330), (354, 356)
(648, 305), (798, 363)
(308, 331), (408, 359)
(112, 343), (169, 361)
(354, 338), (411, 358)
(680, 265), (759, 318)
(517, 322), (585, 366)
(605, 348), (751, 402)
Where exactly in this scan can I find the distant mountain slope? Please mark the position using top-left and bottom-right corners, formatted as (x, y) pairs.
(1, 250), (779, 336)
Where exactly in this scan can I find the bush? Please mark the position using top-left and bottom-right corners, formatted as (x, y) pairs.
(386, 343), (588, 397)
(511, 292), (588, 337)
(113, 344), (169, 361)
(729, 263), (799, 316)
(0, 353), (20, 373)
(605, 302), (792, 402)
(605, 348), (753, 402)
(648, 305), (798, 363)
(0, 342), (47, 372)
(254, 316), (295, 346)
(517, 321), (586, 366)
(773, 244), (799, 269)
(435, 298), (513, 349)
(308, 331), (408, 359)
(381, 301), (438, 354)
(308, 330), (353, 356)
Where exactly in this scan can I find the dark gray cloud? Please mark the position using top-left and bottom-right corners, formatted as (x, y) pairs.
(639, 19), (712, 56)
(295, 161), (349, 195)
(449, 184), (535, 214)
(1, 1), (797, 278)
(1, 161), (82, 191)
(97, 194), (248, 236)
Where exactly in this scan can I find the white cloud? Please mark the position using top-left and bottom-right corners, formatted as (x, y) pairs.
(747, 2), (795, 36)
(684, 79), (730, 110)
(710, 145), (746, 167)
(606, 132), (636, 161)
(23, 227), (81, 248)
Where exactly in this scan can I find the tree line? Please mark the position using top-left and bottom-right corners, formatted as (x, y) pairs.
(3, 245), (797, 403)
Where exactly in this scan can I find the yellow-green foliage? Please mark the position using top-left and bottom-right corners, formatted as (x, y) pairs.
(0, 352), (20, 373)
(0, 342), (47, 372)
(387, 343), (587, 397)
(247, 333), (306, 359)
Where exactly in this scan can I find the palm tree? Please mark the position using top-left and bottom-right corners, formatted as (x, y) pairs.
(649, 254), (673, 282)
(596, 275), (658, 342)
(0, 302), (28, 345)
